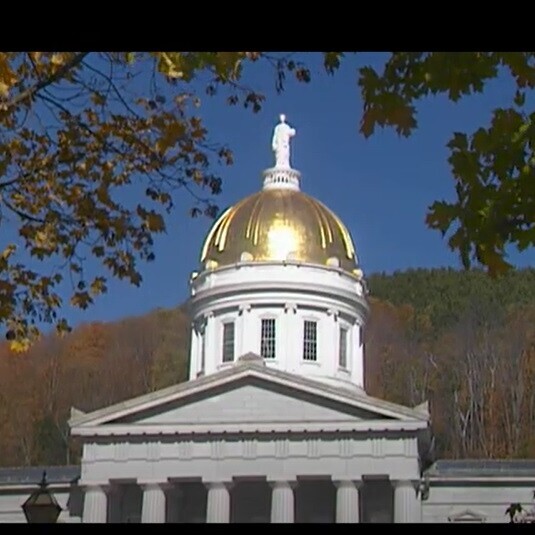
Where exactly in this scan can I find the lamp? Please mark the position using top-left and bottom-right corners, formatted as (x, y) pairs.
(22, 471), (62, 523)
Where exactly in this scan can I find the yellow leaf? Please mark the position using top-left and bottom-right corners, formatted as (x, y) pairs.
(0, 82), (9, 97)
(0, 54), (17, 96)
(51, 53), (66, 66)
(90, 277), (107, 296)
(1, 244), (16, 259)
(155, 121), (186, 154)
(9, 338), (31, 353)
(159, 52), (184, 79)
(146, 212), (164, 232)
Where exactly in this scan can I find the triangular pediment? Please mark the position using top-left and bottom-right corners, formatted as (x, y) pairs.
(69, 361), (428, 436)
(112, 379), (391, 426)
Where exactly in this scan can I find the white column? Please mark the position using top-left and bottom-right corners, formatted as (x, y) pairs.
(206, 482), (232, 523)
(188, 325), (199, 380)
(270, 481), (295, 523)
(238, 304), (251, 356)
(204, 312), (215, 375)
(82, 485), (108, 523)
(284, 303), (297, 372)
(327, 308), (339, 374)
(334, 480), (361, 523)
(394, 480), (420, 523)
(141, 483), (166, 523)
(351, 321), (364, 387)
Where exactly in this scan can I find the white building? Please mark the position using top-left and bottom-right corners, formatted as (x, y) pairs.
(1, 116), (534, 523)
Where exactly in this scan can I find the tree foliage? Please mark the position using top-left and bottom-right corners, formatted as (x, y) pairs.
(0, 51), (302, 350)
(0, 305), (189, 466)
(357, 52), (535, 277)
(367, 268), (535, 459)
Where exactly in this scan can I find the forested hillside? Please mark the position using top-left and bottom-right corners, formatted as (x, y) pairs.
(1, 268), (535, 467)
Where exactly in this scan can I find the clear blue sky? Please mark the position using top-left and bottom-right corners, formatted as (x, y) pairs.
(51, 53), (535, 327)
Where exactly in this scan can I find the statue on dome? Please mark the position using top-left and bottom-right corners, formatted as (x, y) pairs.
(272, 114), (296, 169)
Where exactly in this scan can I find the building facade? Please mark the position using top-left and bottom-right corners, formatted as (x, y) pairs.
(1, 116), (533, 523)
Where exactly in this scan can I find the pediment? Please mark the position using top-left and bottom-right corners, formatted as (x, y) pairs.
(69, 362), (428, 436)
(113, 380), (388, 426)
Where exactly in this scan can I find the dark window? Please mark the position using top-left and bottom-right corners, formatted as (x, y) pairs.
(303, 320), (317, 361)
(339, 327), (348, 368)
(360, 479), (394, 523)
(201, 333), (206, 371)
(222, 322), (235, 363)
(261, 318), (276, 359)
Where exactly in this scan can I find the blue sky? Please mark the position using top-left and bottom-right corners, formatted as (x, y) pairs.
(30, 53), (535, 327)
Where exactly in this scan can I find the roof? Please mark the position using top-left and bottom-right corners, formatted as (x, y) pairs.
(69, 357), (429, 432)
(0, 466), (80, 486)
(426, 459), (535, 478)
(200, 188), (359, 274)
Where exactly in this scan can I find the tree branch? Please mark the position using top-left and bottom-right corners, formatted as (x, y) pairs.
(2, 197), (45, 223)
(0, 177), (21, 189)
(0, 53), (90, 111)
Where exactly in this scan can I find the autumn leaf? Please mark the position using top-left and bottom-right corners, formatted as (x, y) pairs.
(0, 54), (17, 97)
(155, 120), (186, 154)
(50, 53), (66, 66)
(9, 338), (31, 353)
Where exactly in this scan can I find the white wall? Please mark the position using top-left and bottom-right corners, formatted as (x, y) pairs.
(423, 482), (535, 523)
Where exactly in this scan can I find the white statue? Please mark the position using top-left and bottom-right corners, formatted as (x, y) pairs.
(272, 113), (296, 168)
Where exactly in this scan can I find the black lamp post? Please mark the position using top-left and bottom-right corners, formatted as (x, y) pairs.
(22, 471), (62, 523)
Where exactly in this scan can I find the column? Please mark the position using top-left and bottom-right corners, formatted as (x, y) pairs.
(327, 308), (339, 375)
(82, 485), (108, 523)
(238, 304), (251, 356)
(334, 480), (361, 523)
(351, 321), (364, 387)
(204, 312), (215, 375)
(394, 480), (420, 523)
(205, 482), (232, 523)
(188, 324), (199, 380)
(141, 483), (167, 523)
(284, 303), (297, 371)
(270, 481), (295, 523)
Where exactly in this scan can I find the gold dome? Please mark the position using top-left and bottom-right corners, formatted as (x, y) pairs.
(200, 188), (358, 273)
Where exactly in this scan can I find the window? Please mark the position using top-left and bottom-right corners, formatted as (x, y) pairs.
(261, 318), (276, 359)
(303, 320), (317, 361)
(200, 333), (206, 371)
(339, 327), (348, 368)
(222, 322), (235, 363)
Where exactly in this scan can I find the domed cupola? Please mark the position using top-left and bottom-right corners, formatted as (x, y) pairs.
(187, 115), (369, 392)
(199, 114), (362, 277)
